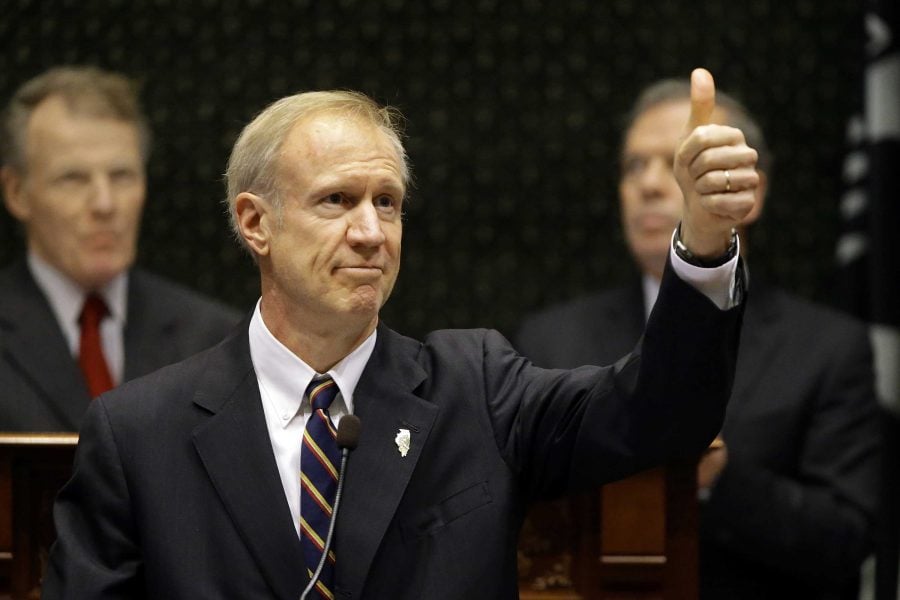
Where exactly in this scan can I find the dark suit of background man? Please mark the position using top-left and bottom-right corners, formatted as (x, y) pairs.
(0, 66), (241, 431)
(45, 68), (757, 599)
(517, 79), (881, 600)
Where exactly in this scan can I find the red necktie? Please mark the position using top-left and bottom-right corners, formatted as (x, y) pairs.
(78, 293), (114, 397)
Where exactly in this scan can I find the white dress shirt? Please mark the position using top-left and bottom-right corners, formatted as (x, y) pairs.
(248, 300), (376, 538)
(27, 252), (128, 384)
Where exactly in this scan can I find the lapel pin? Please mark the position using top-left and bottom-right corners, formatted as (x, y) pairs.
(395, 428), (410, 457)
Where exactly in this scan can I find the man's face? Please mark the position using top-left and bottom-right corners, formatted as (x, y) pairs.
(619, 100), (694, 279)
(261, 114), (405, 332)
(3, 96), (146, 290)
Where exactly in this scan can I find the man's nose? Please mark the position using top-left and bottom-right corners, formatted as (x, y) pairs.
(638, 157), (674, 196)
(346, 202), (387, 247)
(88, 174), (116, 214)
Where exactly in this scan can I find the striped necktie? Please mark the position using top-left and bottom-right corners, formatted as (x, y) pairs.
(300, 377), (341, 599)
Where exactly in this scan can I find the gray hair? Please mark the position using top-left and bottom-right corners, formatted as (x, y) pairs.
(0, 66), (151, 171)
(224, 90), (410, 251)
(622, 79), (772, 174)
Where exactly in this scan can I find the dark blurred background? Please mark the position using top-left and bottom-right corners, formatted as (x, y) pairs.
(0, 0), (864, 340)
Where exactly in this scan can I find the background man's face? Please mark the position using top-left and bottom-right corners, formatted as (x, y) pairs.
(618, 100), (694, 279)
(5, 96), (146, 290)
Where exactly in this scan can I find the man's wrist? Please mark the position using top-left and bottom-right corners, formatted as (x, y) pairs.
(673, 223), (738, 268)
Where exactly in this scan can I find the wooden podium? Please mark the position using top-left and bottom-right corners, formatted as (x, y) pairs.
(0, 433), (78, 600)
(517, 458), (700, 600)
(0, 434), (699, 599)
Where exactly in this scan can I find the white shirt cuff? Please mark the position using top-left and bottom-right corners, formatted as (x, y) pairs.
(669, 231), (741, 310)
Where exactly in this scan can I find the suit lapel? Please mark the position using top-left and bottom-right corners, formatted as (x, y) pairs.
(190, 323), (438, 599)
(612, 281), (647, 356)
(0, 261), (90, 426)
(335, 325), (436, 598)
(728, 286), (784, 420)
(122, 270), (179, 380)
(191, 329), (306, 600)
(590, 282), (647, 363)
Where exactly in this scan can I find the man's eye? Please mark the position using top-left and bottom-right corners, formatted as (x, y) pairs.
(324, 193), (344, 204)
(621, 157), (645, 177)
(110, 168), (138, 184)
(56, 171), (89, 185)
(375, 195), (395, 209)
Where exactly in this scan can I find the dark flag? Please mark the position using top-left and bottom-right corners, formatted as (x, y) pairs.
(836, 2), (899, 599)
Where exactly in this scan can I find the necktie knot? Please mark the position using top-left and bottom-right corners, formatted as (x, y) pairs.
(307, 377), (338, 412)
(79, 293), (109, 327)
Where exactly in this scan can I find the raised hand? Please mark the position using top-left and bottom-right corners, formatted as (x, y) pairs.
(674, 68), (759, 258)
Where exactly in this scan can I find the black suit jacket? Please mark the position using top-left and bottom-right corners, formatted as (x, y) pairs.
(44, 265), (742, 599)
(516, 280), (881, 599)
(0, 259), (242, 431)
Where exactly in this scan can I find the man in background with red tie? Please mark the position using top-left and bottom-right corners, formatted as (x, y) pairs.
(0, 66), (240, 431)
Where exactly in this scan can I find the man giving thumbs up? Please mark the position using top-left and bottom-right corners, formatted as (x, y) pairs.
(519, 68), (879, 599)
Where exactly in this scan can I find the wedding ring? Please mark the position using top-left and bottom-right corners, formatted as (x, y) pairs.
(724, 169), (731, 192)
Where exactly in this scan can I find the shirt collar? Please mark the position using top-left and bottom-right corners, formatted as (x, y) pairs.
(248, 299), (376, 429)
(27, 251), (129, 329)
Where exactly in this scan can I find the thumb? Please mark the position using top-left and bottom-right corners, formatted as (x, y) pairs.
(687, 68), (716, 130)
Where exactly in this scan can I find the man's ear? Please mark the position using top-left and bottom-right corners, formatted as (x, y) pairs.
(741, 169), (768, 226)
(235, 192), (275, 258)
(1, 166), (30, 221)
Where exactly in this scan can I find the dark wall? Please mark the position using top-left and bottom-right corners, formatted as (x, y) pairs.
(0, 1), (863, 340)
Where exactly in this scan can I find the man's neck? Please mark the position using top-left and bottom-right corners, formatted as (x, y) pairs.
(258, 297), (377, 373)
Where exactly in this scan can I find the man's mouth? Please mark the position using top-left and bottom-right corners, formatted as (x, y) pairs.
(635, 213), (676, 231)
(335, 265), (383, 278)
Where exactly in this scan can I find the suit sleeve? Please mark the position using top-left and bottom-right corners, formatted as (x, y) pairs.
(701, 323), (880, 585)
(489, 261), (744, 499)
(42, 398), (144, 598)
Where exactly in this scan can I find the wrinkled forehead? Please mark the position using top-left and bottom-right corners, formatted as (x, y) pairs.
(279, 113), (406, 184)
(24, 95), (142, 159)
(26, 91), (138, 134)
(291, 113), (387, 150)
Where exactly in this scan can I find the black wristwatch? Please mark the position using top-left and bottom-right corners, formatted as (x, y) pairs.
(673, 224), (738, 268)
